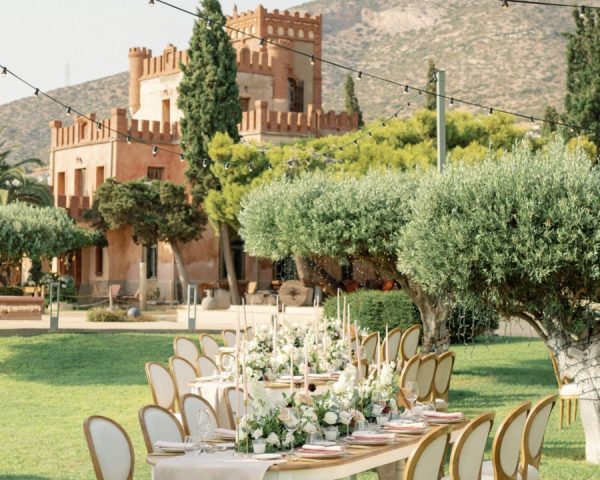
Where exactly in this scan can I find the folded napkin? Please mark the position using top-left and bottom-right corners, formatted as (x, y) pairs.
(154, 441), (187, 451)
(299, 444), (344, 453)
(350, 431), (396, 440)
(422, 411), (464, 419)
(214, 428), (236, 438)
(279, 375), (304, 381)
(384, 422), (427, 431)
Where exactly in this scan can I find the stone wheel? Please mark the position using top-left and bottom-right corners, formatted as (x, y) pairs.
(278, 280), (309, 306)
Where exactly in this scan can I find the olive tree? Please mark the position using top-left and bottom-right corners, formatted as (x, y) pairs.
(239, 171), (452, 351)
(397, 140), (600, 462)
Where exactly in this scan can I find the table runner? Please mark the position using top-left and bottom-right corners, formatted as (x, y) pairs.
(154, 451), (285, 480)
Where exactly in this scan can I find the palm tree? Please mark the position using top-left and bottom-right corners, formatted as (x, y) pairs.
(0, 134), (52, 206)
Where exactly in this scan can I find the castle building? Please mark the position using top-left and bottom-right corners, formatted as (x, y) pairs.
(47, 5), (358, 301)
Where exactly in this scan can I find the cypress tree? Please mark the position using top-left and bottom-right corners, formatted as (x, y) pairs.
(542, 105), (560, 137)
(424, 59), (437, 111)
(344, 74), (364, 127)
(564, 9), (600, 147)
(177, 0), (243, 304)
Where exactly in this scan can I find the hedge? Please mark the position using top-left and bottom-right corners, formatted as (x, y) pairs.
(0, 286), (24, 296)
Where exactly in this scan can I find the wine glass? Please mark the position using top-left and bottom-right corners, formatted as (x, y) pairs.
(184, 435), (201, 455)
(402, 381), (419, 414)
(283, 408), (299, 457)
(196, 410), (214, 452)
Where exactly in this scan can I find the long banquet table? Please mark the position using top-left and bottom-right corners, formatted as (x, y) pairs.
(147, 419), (468, 480)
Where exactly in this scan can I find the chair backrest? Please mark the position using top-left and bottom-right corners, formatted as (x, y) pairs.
(169, 356), (197, 402)
(181, 393), (220, 434)
(400, 354), (421, 387)
(224, 386), (246, 429)
(449, 411), (495, 480)
(83, 415), (134, 480)
(198, 355), (219, 377)
(220, 352), (235, 371)
(246, 326), (253, 339)
(138, 405), (184, 453)
(173, 337), (200, 371)
(521, 394), (557, 474)
(222, 330), (237, 348)
(361, 332), (379, 363)
(145, 362), (177, 412)
(416, 353), (438, 402)
(432, 351), (456, 401)
(400, 324), (421, 362)
(492, 401), (531, 480)
(382, 327), (402, 363)
(353, 358), (369, 380)
(404, 426), (451, 480)
(199, 334), (221, 362)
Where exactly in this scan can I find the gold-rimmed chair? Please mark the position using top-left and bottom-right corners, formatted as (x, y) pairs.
(518, 394), (558, 480)
(198, 355), (219, 377)
(353, 358), (370, 380)
(480, 401), (531, 480)
(404, 425), (451, 480)
(441, 411), (495, 480)
(138, 405), (185, 454)
(431, 351), (456, 411)
(399, 324), (422, 369)
(144, 362), (177, 414)
(360, 332), (379, 364)
(222, 330), (237, 348)
(83, 415), (135, 480)
(181, 393), (220, 434)
(169, 356), (197, 409)
(199, 334), (221, 363)
(224, 386), (247, 429)
(381, 326), (402, 363)
(398, 354), (421, 409)
(416, 353), (438, 403)
(550, 352), (580, 429)
(173, 336), (201, 374)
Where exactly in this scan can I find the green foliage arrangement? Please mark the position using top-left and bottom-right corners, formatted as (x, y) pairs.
(323, 290), (419, 335)
(87, 308), (153, 323)
(0, 286), (23, 296)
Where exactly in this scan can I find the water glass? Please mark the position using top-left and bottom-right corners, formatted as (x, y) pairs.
(307, 430), (324, 445)
(376, 413), (390, 426)
(184, 435), (202, 455)
(324, 426), (339, 442)
(252, 438), (266, 454)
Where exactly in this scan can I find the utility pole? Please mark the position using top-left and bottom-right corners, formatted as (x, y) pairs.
(436, 70), (446, 173)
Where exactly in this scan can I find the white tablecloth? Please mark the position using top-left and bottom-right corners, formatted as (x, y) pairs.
(155, 451), (285, 480)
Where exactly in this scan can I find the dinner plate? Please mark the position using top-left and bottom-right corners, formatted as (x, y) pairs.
(156, 446), (186, 453)
(424, 417), (464, 424)
(383, 427), (428, 435)
(344, 437), (395, 446)
(295, 449), (346, 459)
(253, 453), (283, 461)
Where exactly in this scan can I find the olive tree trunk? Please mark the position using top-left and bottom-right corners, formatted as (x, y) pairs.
(294, 256), (343, 295)
(170, 240), (188, 302)
(220, 223), (241, 305)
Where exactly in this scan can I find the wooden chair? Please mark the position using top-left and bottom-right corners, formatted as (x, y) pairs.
(550, 352), (580, 429)
(168, 356), (197, 409)
(431, 351), (456, 411)
(144, 362), (177, 413)
(220, 352), (236, 372)
(442, 412), (495, 480)
(173, 336), (200, 374)
(198, 355), (219, 377)
(519, 394), (558, 480)
(416, 353), (438, 403)
(246, 326), (254, 339)
(353, 358), (370, 380)
(199, 334), (221, 362)
(222, 330), (237, 348)
(400, 324), (422, 368)
(381, 326), (402, 363)
(360, 332), (379, 363)
(404, 426), (451, 480)
(181, 393), (220, 434)
(480, 401), (531, 480)
(398, 354), (421, 409)
(224, 386), (247, 429)
(83, 415), (134, 480)
(138, 405), (184, 454)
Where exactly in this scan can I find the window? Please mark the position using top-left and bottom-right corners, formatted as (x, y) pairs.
(95, 247), (104, 276)
(96, 166), (104, 190)
(57, 172), (66, 196)
(220, 240), (245, 280)
(146, 244), (158, 279)
(74, 168), (86, 197)
(147, 167), (164, 180)
(240, 97), (250, 112)
(162, 99), (171, 124)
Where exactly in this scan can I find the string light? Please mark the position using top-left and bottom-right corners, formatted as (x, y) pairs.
(403, 85), (409, 94)
(179, 153), (185, 162)
(497, 0), (600, 11)
(309, 54), (315, 66)
(224, 161), (230, 169)
(449, 97), (455, 107)
(126, 135), (132, 144)
(248, 162), (253, 172)
(202, 158), (209, 168)
(356, 71), (362, 81)
(96, 122), (102, 130)
(530, 116), (535, 124)
(580, 5), (586, 16)
(1, 66), (6, 76)
(34, 88), (39, 97)
(502, 0), (509, 7)
(148, 0), (155, 5)
(259, 37), (266, 47)
(152, 145), (158, 156)
(488, 107), (494, 116)
(66, 107), (72, 116)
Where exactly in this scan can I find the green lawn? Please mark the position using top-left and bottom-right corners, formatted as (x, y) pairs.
(0, 334), (595, 479)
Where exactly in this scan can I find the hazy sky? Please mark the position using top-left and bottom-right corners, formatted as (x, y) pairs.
(0, 0), (300, 105)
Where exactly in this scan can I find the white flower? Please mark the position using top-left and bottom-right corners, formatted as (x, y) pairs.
(252, 428), (263, 439)
(283, 431), (294, 446)
(339, 411), (352, 425)
(324, 411), (338, 425)
(303, 422), (317, 434)
(266, 432), (280, 446)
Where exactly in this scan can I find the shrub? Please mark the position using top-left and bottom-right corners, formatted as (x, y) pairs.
(323, 290), (419, 335)
(0, 286), (24, 296)
(87, 308), (153, 323)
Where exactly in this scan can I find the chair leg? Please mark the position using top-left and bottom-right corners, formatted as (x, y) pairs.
(573, 399), (578, 421)
(567, 398), (572, 425)
(559, 399), (564, 430)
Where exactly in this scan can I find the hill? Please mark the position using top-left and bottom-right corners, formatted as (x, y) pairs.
(0, 0), (588, 166)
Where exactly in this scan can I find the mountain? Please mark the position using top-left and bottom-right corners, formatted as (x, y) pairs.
(0, 0), (586, 166)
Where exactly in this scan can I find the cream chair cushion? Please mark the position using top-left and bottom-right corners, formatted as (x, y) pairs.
(481, 461), (540, 480)
(182, 395), (218, 434)
(361, 334), (379, 363)
(412, 434), (449, 480)
(457, 420), (493, 480)
(88, 418), (132, 480)
(386, 329), (402, 361)
(174, 337), (199, 367)
(171, 357), (197, 399)
(142, 407), (183, 451)
(227, 388), (246, 419)
(528, 403), (553, 459)
(402, 356), (420, 385)
(198, 356), (219, 377)
(433, 354), (454, 397)
(200, 335), (221, 362)
(416, 356), (437, 401)
(402, 327), (420, 360)
(147, 363), (176, 410)
(560, 383), (581, 396)
(223, 331), (237, 348)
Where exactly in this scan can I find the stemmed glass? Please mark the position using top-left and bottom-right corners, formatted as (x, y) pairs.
(283, 407), (299, 458)
(401, 381), (419, 415)
(196, 410), (215, 452)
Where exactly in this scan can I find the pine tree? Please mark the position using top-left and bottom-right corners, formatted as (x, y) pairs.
(542, 105), (560, 137)
(424, 59), (438, 111)
(344, 74), (364, 127)
(177, 0), (243, 304)
(564, 9), (600, 147)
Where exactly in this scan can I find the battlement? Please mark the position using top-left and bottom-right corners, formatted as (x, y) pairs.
(139, 44), (188, 80)
(236, 46), (272, 75)
(49, 108), (180, 150)
(240, 100), (357, 137)
(227, 5), (321, 24)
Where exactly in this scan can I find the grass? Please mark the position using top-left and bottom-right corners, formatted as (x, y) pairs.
(0, 334), (595, 479)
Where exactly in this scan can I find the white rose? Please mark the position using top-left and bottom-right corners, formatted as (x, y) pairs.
(266, 432), (280, 446)
(283, 431), (294, 446)
(324, 412), (338, 425)
(303, 422), (317, 434)
(252, 428), (263, 439)
(339, 411), (352, 425)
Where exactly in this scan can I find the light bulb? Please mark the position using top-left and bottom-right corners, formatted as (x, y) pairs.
(152, 145), (158, 156)
(404, 85), (409, 94)
(1, 66), (7, 76)
(126, 136), (132, 144)
(179, 153), (185, 162)
(309, 55), (315, 66)
(501, 0), (509, 8)
(356, 71), (362, 81)
(66, 107), (72, 116)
